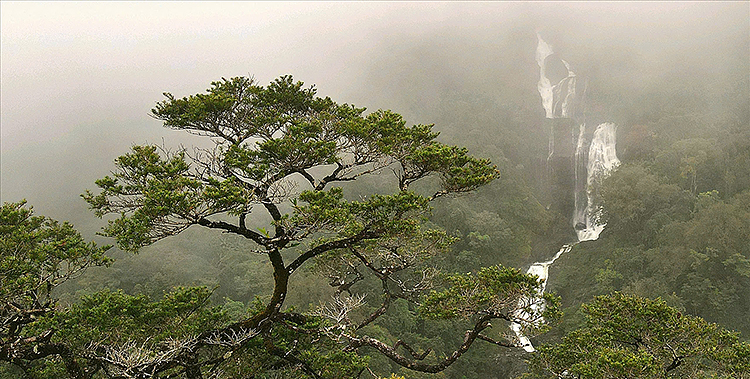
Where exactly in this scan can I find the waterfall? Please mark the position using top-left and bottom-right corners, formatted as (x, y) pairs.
(511, 35), (620, 353)
(573, 124), (590, 234)
(510, 244), (574, 352)
(536, 33), (577, 120)
(575, 123), (620, 242)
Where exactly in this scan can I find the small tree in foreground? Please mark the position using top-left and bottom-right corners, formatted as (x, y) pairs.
(55, 75), (559, 377)
(0, 201), (111, 377)
(522, 292), (750, 379)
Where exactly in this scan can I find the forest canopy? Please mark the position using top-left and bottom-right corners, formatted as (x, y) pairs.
(2, 3), (749, 378)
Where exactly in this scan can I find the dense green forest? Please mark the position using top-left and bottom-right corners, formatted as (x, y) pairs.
(3, 66), (748, 378)
(2, 9), (749, 377)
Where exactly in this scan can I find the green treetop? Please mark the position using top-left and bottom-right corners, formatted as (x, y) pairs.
(523, 292), (750, 379)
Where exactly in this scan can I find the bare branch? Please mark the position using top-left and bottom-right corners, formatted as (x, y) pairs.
(394, 340), (432, 361)
(477, 333), (516, 348)
(347, 315), (493, 373)
(197, 217), (268, 246)
(286, 229), (379, 274)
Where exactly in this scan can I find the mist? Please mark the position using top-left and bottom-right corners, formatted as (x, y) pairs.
(2, 1), (747, 236)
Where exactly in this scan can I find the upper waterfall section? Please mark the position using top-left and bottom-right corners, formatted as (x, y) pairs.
(536, 34), (581, 120)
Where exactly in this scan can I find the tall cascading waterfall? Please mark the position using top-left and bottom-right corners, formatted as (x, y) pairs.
(510, 34), (620, 352)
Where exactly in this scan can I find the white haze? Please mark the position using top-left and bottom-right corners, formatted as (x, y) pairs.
(1, 2), (747, 237)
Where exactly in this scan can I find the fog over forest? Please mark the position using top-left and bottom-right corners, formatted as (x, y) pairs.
(2, 2), (750, 378)
(3, 2), (746, 235)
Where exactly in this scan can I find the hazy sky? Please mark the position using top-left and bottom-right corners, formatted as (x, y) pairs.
(1, 1), (747, 232)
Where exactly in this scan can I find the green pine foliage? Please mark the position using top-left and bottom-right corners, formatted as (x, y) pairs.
(523, 293), (750, 379)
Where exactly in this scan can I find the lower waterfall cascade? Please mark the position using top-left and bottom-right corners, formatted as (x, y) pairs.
(511, 123), (620, 352)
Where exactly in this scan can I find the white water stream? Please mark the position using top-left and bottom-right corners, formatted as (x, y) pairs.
(510, 36), (620, 353)
(536, 33), (577, 119)
(510, 244), (573, 352)
(575, 123), (621, 241)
